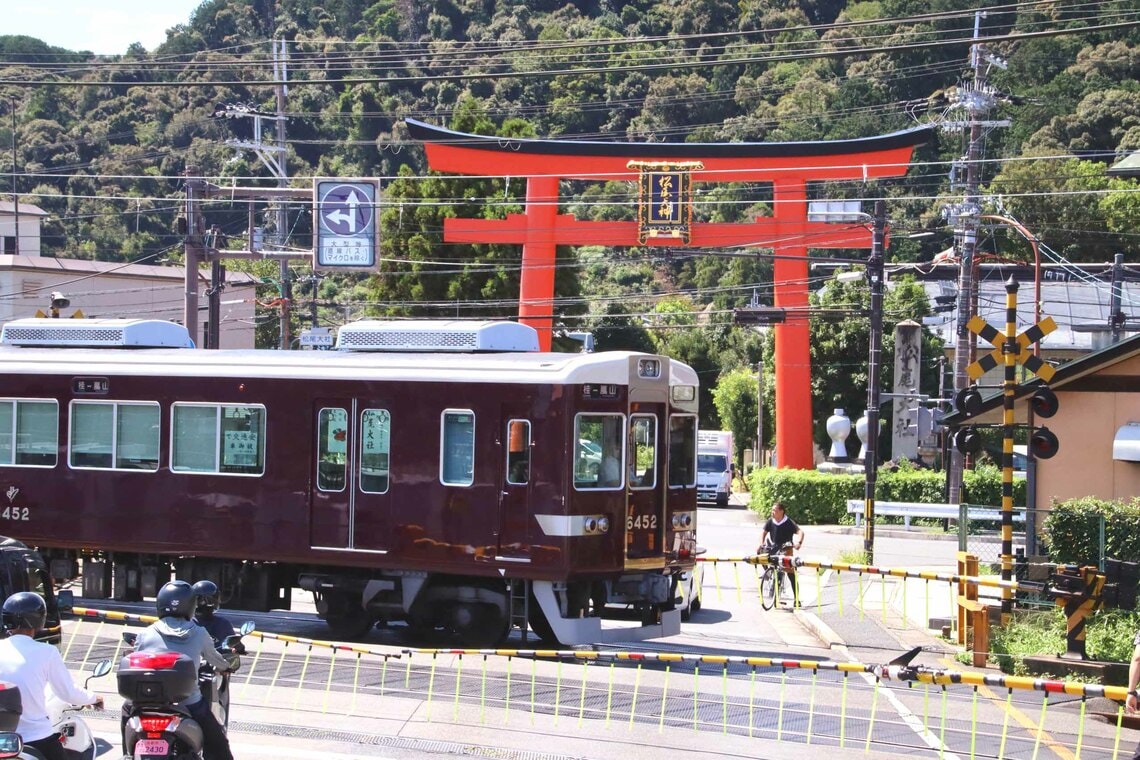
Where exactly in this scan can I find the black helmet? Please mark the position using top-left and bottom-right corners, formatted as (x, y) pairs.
(2, 592), (46, 632)
(156, 581), (196, 620)
(192, 580), (219, 618)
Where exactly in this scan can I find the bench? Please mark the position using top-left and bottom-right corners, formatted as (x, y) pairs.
(846, 500), (1025, 529)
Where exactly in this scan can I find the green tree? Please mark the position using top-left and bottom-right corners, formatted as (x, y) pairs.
(711, 366), (760, 466)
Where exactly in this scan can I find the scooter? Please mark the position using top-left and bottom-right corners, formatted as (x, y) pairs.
(119, 622), (253, 759)
(0, 679), (24, 759)
(197, 622), (253, 730)
(47, 659), (112, 760)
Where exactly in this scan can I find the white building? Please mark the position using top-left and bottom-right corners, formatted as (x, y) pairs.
(0, 202), (257, 348)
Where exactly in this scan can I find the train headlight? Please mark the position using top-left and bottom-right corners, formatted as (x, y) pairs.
(671, 512), (694, 530)
(637, 358), (661, 379)
(585, 518), (598, 534)
(597, 516), (610, 534)
(671, 385), (696, 403)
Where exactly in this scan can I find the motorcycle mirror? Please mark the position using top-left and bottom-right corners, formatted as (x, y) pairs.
(0, 733), (22, 755)
(239, 621), (255, 636)
(90, 659), (113, 678)
(56, 590), (74, 614)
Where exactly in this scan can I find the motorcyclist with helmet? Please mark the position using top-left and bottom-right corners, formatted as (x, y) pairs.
(134, 580), (234, 760)
(0, 592), (102, 760)
(192, 580), (245, 655)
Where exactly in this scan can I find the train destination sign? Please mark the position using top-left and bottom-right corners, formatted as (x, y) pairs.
(314, 179), (379, 272)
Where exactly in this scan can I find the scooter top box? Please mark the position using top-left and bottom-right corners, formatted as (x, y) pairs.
(0, 682), (20, 732)
(117, 652), (198, 704)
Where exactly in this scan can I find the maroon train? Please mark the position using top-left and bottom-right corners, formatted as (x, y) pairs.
(0, 317), (700, 644)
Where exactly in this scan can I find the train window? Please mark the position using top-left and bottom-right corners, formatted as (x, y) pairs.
(69, 401), (160, 471)
(317, 408), (348, 492)
(0, 400), (58, 467)
(171, 403), (265, 476)
(506, 419), (530, 485)
(629, 415), (657, 489)
(668, 414), (698, 488)
(440, 410), (475, 487)
(359, 409), (390, 494)
(574, 413), (624, 490)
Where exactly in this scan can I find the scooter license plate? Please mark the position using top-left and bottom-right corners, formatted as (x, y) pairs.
(136, 738), (170, 756)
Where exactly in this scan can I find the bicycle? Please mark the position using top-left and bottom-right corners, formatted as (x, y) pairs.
(759, 541), (797, 611)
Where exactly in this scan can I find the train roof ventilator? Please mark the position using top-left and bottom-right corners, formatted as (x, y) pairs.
(336, 319), (540, 353)
(0, 318), (195, 349)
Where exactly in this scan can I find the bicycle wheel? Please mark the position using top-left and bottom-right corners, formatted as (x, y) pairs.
(759, 567), (777, 610)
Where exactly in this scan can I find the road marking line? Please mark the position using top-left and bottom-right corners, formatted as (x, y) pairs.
(938, 657), (1075, 760)
(845, 645), (961, 759)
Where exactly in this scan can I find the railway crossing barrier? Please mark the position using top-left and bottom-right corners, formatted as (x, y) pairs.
(63, 605), (1137, 758)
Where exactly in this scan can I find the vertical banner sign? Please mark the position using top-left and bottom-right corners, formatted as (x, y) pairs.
(314, 179), (379, 271)
(628, 161), (702, 244)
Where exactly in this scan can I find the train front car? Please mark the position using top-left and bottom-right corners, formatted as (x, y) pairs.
(532, 352), (699, 645)
(0, 317), (698, 648)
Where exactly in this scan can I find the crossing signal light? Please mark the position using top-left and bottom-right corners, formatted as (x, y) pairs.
(1029, 386), (1059, 418)
(1029, 426), (1059, 459)
(954, 426), (983, 455)
(955, 387), (983, 417)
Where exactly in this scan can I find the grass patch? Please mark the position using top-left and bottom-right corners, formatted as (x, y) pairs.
(836, 548), (870, 565)
(990, 607), (1140, 676)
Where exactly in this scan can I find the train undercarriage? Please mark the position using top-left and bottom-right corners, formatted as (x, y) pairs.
(43, 550), (683, 646)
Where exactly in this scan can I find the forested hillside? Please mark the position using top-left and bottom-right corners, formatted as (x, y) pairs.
(1, 0), (1138, 448)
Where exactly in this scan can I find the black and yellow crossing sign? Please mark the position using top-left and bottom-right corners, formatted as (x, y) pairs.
(965, 315), (1057, 382)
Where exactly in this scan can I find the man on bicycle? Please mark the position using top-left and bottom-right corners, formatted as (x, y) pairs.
(757, 502), (805, 607)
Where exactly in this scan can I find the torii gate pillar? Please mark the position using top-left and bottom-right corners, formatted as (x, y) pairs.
(407, 118), (930, 469)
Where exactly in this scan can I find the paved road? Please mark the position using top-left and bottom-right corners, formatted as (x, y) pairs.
(61, 504), (1133, 759)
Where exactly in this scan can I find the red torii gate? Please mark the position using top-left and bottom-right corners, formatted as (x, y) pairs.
(406, 118), (931, 470)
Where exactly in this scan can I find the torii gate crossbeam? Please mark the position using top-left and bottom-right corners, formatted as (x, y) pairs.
(407, 118), (931, 470)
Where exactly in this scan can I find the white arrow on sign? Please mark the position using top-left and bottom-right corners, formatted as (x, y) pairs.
(324, 188), (361, 233)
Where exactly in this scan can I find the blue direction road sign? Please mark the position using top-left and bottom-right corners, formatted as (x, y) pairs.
(314, 180), (378, 270)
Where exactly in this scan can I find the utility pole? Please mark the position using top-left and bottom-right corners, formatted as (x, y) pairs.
(183, 166), (205, 344)
(863, 200), (886, 560)
(946, 12), (1008, 504)
(1110, 252), (1125, 343)
(10, 102), (18, 255)
(206, 39), (295, 349)
(274, 38), (292, 349)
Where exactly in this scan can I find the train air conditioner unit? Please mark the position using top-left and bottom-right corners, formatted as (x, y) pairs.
(0, 318), (195, 348)
(336, 319), (540, 353)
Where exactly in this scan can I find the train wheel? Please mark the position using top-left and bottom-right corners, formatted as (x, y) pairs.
(449, 602), (510, 648)
(322, 593), (375, 640)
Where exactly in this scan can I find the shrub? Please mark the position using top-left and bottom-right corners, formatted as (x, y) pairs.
(746, 466), (1023, 524)
(1043, 497), (1140, 564)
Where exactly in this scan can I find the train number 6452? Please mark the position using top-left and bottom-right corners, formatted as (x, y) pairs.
(1, 507), (29, 521)
(627, 514), (657, 530)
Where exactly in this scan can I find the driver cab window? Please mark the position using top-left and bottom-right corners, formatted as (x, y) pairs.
(575, 413), (624, 490)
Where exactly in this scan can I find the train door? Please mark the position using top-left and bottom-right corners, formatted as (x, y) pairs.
(625, 405), (665, 565)
(310, 400), (391, 552)
(496, 415), (532, 559)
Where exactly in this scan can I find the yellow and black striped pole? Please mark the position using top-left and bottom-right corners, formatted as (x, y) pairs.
(1000, 277), (1018, 621)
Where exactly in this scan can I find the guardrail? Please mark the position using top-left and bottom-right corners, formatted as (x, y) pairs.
(845, 500), (1025, 528)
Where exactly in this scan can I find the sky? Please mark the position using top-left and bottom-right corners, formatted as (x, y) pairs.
(4, 0), (204, 55)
